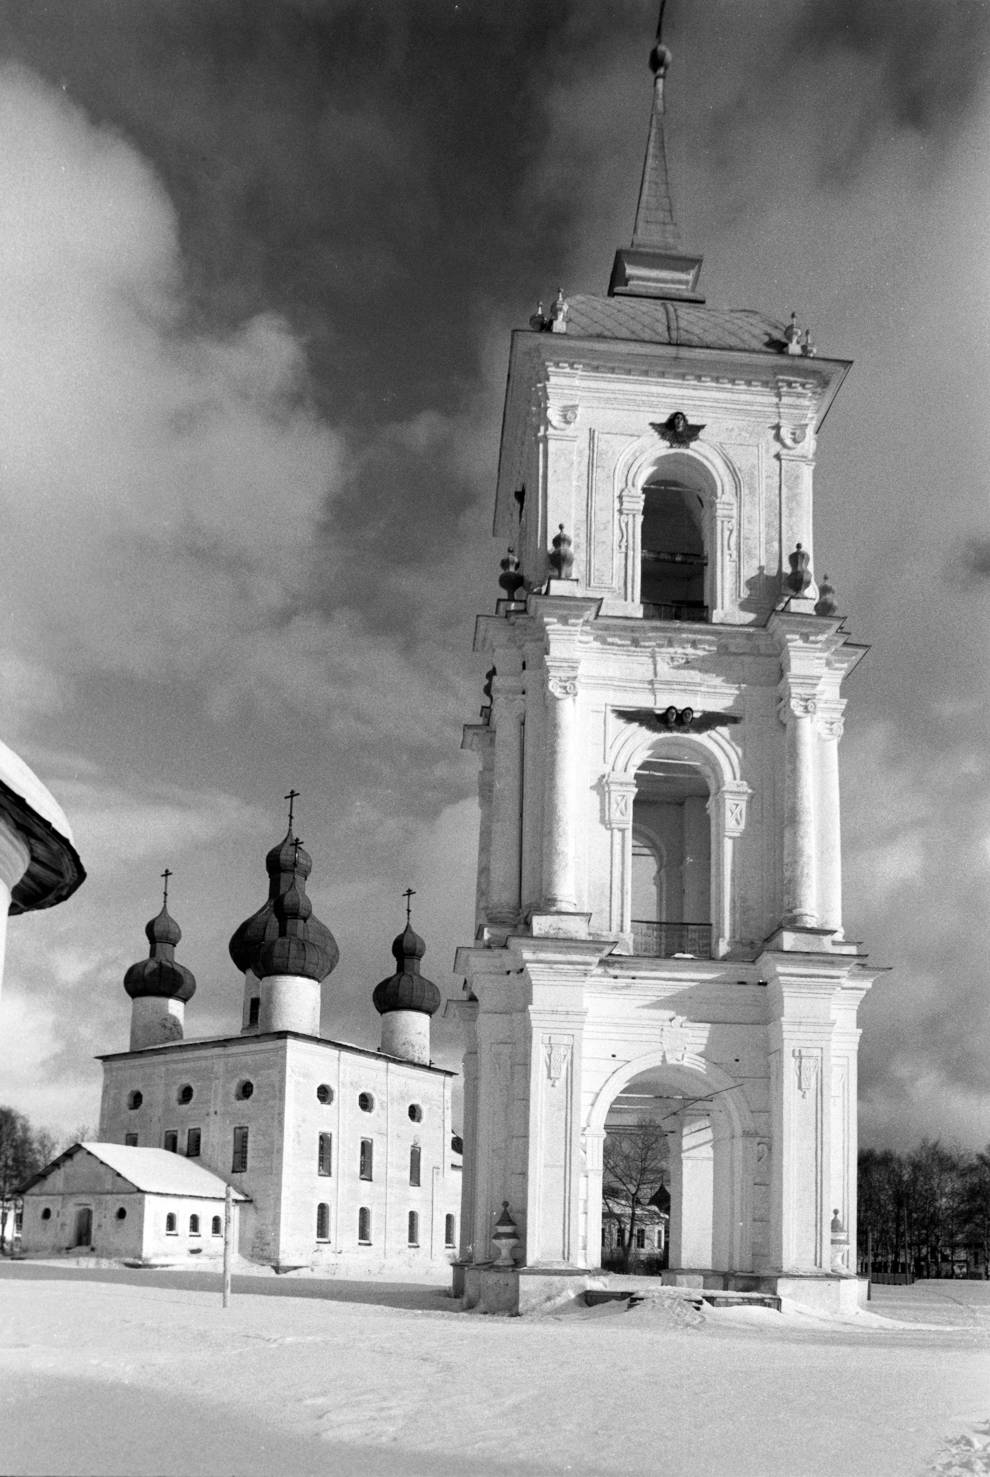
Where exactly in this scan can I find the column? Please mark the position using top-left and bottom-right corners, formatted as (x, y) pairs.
(604, 772), (637, 940)
(542, 665), (580, 912)
(525, 1007), (585, 1266)
(618, 486), (644, 604)
(669, 1109), (714, 1270)
(782, 694), (819, 927)
(487, 678), (525, 925)
(817, 713), (844, 935)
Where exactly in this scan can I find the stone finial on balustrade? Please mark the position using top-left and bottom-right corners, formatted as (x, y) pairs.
(815, 573), (837, 617)
(549, 524), (574, 579)
(498, 547), (525, 602)
(785, 543), (812, 597)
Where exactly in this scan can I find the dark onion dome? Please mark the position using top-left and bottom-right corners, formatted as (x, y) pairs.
(373, 923), (441, 1017)
(256, 842), (339, 984)
(124, 903), (196, 1002)
(228, 827), (317, 975)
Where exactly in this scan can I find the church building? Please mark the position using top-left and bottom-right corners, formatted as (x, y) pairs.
(449, 25), (879, 1314)
(23, 810), (460, 1278)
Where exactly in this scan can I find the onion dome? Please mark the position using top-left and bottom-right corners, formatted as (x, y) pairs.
(256, 835), (339, 983)
(373, 918), (441, 1018)
(228, 821), (330, 976)
(124, 883), (196, 1002)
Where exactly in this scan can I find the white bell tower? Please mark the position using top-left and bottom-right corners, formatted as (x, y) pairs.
(450, 24), (878, 1315)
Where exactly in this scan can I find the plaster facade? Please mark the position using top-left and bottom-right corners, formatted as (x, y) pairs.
(98, 1029), (459, 1276)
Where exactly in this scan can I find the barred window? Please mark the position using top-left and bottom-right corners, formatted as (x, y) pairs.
(165, 1213), (177, 1234)
(358, 1206), (371, 1243)
(317, 1133), (332, 1177)
(359, 1138), (373, 1181)
(186, 1128), (202, 1159)
(409, 1144), (421, 1187)
(189, 1214), (200, 1236)
(407, 1211), (419, 1246)
(316, 1203), (331, 1242)
(211, 1216), (222, 1236)
(231, 1126), (249, 1173)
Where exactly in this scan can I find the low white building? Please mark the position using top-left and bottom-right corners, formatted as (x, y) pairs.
(31, 820), (461, 1279)
(19, 1142), (249, 1263)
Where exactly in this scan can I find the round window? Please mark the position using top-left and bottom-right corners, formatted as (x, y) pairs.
(127, 1090), (143, 1110)
(316, 1084), (334, 1105)
(41, 1207), (52, 1221)
(408, 1104), (423, 1123)
(177, 1084), (194, 1105)
(235, 1080), (254, 1101)
(116, 1207), (127, 1221)
(358, 1092), (374, 1113)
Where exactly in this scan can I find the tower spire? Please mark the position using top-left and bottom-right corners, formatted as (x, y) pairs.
(608, 3), (705, 303)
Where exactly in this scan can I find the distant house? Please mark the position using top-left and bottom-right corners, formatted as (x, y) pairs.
(19, 1142), (249, 1264)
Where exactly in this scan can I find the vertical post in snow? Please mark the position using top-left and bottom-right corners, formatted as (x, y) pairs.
(222, 1184), (233, 1308)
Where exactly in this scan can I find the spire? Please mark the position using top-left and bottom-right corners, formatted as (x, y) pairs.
(608, 3), (705, 303)
(124, 870), (196, 1002)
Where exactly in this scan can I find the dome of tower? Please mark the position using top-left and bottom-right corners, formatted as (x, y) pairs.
(256, 850), (339, 984)
(372, 922), (441, 1017)
(124, 903), (196, 1002)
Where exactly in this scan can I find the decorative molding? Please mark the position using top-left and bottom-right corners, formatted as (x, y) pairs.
(546, 665), (580, 700)
(546, 403), (579, 431)
(658, 1016), (689, 1065)
(544, 1035), (572, 1085)
(652, 411), (705, 447)
(792, 1048), (820, 1099)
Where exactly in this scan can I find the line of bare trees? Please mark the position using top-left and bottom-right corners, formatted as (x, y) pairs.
(858, 1141), (990, 1280)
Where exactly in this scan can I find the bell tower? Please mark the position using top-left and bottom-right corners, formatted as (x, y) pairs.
(450, 19), (878, 1314)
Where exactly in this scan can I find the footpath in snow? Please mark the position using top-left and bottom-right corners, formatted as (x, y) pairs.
(0, 1264), (988, 1477)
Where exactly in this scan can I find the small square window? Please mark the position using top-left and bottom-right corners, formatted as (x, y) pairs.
(186, 1128), (202, 1159)
(163, 1130), (178, 1154)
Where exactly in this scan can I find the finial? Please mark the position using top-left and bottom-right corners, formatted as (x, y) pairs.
(284, 788), (300, 830)
(498, 547), (526, 601)
(786, 543), (812, 597)
(403, 887), (415, 925)
(549, 524), (574, 579)
(815, 574), (837, 617)
(528, 301), (546, 331)
(548, 287), (569, 333)
(160, 866), (172, 908)
(650, 0), (672, 77)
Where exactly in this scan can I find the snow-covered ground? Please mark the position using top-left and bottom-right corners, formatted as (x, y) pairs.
(1, 1265), (988, 1477)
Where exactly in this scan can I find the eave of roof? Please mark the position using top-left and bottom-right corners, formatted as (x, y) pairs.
(96, 1029), (456, 1076)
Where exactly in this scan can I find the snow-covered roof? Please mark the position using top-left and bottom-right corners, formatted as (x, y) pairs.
(21, 1142), (249, 1201)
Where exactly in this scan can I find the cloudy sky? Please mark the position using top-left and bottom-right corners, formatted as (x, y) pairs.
(0, 0), (987, 1153)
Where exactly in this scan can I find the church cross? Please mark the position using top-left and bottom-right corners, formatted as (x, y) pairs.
(160, 867), (172, 906)
(402, 887), (416, 924)
(284, 788), (300, 830)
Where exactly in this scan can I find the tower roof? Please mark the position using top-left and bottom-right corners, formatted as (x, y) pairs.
(124, 872), (196, 1003)
(609, 5), (704, 303)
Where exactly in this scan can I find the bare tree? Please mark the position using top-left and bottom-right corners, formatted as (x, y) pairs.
(0, 1107), (48, 1252)
(602, 1118), (668, 1272)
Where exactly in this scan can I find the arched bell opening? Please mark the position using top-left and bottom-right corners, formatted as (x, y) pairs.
(631, 758), (712, 958)
(640, 475), (708, 621)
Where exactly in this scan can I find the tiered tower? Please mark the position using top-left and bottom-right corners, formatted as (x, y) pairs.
(451, 25), (878, 1314)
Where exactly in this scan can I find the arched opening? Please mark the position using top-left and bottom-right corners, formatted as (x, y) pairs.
(632, 757), (711, 958)
(640, 476), (707, 620)
(586, 1053), (755, 1279)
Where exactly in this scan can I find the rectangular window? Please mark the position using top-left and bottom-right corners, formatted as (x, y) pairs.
(359, 1138), (373, 1181)
(317, 1132), (332, 1177)
(407, 1211), (419, 1246)
(444, 1214), (456, 1248)
(123, 1133), (138, 1148)
(231, 1126), (249, 1174)
(409, 1144), (421, 1188)
(247, 996), (260, 1027)
(316, 1203), (331, 1242)
(186, 1128), (202, 1159)
(635, 1228), (646, 1249)
(163, 1130), (178, 1154)
(358, 1206), (371, 1243)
